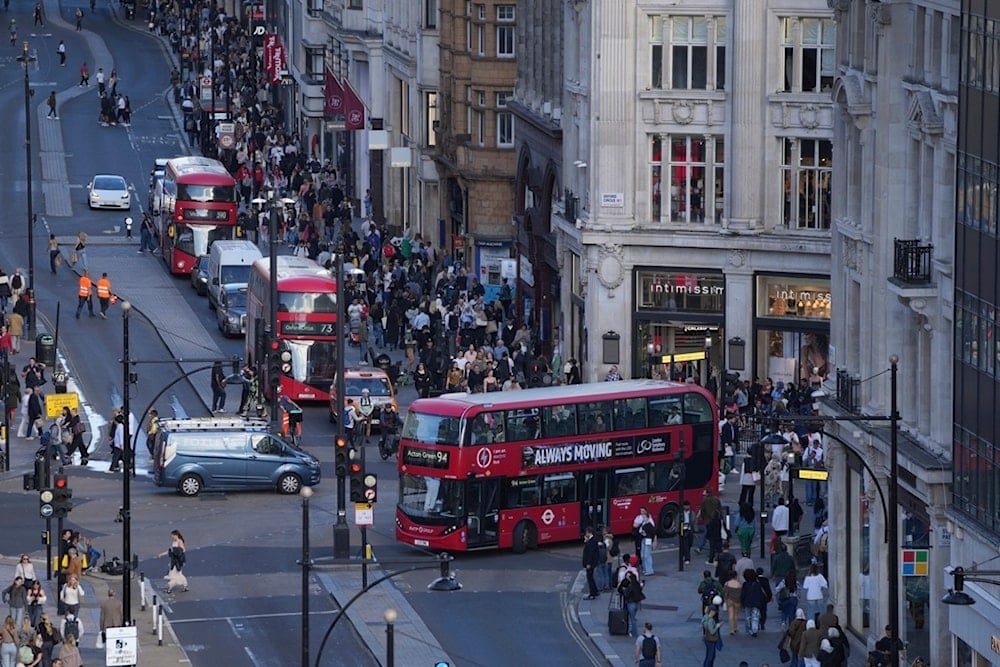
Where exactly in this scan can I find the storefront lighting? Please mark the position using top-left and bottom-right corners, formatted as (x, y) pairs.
(941, 567), (1000, 606)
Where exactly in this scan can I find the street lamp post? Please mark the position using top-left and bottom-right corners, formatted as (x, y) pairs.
(383, 608), (397, 667)
(887, 354), (900, 667)
(299, 486), (313, 667)
(16, 42), (37, 336)
(121, 301), (133, 624)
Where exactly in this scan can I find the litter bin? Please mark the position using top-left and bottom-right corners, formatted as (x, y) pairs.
(35, 334), (56, 368)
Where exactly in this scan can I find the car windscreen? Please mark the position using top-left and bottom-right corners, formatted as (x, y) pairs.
(94, 177), (126, 190)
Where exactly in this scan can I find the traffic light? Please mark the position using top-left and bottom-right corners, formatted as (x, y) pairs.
(335, 436), (349, 477)
(39, 488), (54, 518)
(268, 339), (292, 388)
(362, 471), (378, 503)
(349, 454), (364, 502)
(52, 473), (72, 518)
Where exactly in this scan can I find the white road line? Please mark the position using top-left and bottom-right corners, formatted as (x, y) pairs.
(171, 609), (340, 624)
(243, 646), (266, 667)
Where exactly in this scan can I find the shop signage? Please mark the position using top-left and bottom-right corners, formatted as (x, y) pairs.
(636, 270), (725, 313)
(519, 254), (534, 287)
(757, 276), (831, 320)
(601, 193), (625, 208)
(901, 549), (929, 576)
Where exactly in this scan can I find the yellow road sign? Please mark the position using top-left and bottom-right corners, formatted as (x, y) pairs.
(46, 393), (79, 419)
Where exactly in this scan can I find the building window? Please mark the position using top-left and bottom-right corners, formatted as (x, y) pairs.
(426, 91), (438, 147)
(715, 17), (727, 90)
(650, 16), (663, 89)
(348, 0), (361, 9)
(497, 25), (515, 57)
(650, 136), (724, 224)
(782, 17), (836, 93)
(478, 25), (486, 56)
(304, 47), (324, 81)
(466, 86), (472, 136)
(496, 4), (515, 21)
(781, 138), (832, 230)
(957, 152), (1000, 236)
(497, 92), (513, 148)
(425, 0), (437, 29)
(670, 16), (708, 89)
(475, 110), (485, 145)
(306, 0), (323, 15)
(476, 3), (485, 20)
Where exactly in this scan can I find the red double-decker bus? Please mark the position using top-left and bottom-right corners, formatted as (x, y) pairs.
(159, 156), (239, 274)
(246, 256), (338, 402)
(396, 380), (718, 553)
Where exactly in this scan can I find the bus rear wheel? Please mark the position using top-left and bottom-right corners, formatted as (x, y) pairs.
(658, 503), (681, 538)
(511, 520), (537, 554)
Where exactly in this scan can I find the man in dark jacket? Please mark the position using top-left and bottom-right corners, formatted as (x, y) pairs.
(582, 526), (601, 599)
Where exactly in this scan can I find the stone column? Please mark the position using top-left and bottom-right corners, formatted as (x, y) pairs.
(727, 0), (766, 230)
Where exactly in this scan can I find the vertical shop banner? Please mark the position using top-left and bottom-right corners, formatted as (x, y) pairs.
(269, 38), (287, 84)
(343, 79), (366, 130)
(263, 34), (277, 80)
(325, 69), (344, 117)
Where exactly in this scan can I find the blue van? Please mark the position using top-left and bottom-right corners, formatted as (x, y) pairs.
(151, 418), (321, 496)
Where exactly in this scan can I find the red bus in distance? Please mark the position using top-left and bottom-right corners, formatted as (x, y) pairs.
(396, 380), (718, 553)
(246, 256), (338, 402)
(159, 156), (239, 274)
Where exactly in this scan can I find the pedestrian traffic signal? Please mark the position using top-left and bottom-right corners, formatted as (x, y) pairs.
(52, 474), (72, 517)
(349, 456), (364, 502)
(335, 436), (348, 477)
(268, 340), (292, 388)
(363, 471), (377, 503)
(39, 488), (54, 518)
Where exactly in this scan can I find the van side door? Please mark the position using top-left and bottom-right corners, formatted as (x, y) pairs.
(210, 433), (251, 485)
(246, 433), (287, 485)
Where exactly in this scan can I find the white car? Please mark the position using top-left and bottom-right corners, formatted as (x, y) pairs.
(88, 174), (131, 210)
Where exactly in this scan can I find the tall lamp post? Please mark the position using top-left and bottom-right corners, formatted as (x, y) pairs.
(16, 42), (37, 336)
(299, 486), (313, 667)
(121, 301), (134, 624)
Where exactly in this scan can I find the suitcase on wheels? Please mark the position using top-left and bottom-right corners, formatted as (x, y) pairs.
(608, 595), (629, 636)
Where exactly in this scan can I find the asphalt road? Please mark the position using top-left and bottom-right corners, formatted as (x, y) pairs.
(0, 6), (599, 666)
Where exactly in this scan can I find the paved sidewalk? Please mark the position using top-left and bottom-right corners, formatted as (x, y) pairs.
(574, 473), (856, 667)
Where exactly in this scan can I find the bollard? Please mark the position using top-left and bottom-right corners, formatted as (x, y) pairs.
(139, 572), (146, 611)
(152, 598), (158, 634)
(157, 611), (163, 646)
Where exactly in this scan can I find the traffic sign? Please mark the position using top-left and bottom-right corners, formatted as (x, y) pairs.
(104, 626), (138, 665)
(45, 392), (79, 418)
(354, 502), (373, 526)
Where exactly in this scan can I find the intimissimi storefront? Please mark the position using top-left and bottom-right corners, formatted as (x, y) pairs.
(753, 274), (831, 388)
(631, 267), (726, 382)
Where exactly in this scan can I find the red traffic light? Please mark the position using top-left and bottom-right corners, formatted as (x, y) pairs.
(270, 340), (280, 351)
(53, 474), (68, 489)
(349, 462), (362, 474)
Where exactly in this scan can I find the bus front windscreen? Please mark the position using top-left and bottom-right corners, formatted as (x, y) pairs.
(178, 183), (238, 202)
(401, 412), (461, 446)
(399, 473), (464, 519)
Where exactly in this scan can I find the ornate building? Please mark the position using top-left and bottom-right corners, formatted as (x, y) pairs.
(513, 0), (835, 385)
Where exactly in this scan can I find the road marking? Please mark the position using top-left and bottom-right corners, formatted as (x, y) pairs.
(171, 609), (340, 624)
(243, 646), (266, 667)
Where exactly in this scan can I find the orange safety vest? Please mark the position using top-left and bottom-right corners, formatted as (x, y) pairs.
(78, 276), (92, 297)
(96, 278), (111, 299)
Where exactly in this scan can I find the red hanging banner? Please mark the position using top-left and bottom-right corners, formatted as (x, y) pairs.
(342, 80), (366, 131)
(324, 69), (344, 117)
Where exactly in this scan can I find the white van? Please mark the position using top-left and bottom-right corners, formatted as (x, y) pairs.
(207, 240), (262, 309)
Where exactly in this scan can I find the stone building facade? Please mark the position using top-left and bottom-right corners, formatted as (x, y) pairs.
(513, 0), (835, 386)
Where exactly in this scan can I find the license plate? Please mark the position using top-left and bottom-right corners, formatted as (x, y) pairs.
(414, 539), (429, 547)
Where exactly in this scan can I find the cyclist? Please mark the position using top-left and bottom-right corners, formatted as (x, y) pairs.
(378, 403), (400, 460)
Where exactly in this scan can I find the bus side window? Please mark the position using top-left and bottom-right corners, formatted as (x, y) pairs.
(543, 473), (576, 504)
(650, 461), (683, 492)
(506, 478), (540, 508)
(683, 392), (714, 423)
(614, 467), (648, 496)
(542, 405), (576, 437)
(614, 398), (647, 430)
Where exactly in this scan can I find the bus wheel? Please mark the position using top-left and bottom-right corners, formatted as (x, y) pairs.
(178, 474), (203, 497)
(511, 520), (536, 554)
(658, 503), (681, 538)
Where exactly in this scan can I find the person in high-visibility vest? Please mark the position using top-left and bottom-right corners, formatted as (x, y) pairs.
(96, 272), (112, 319)
(75, 270), (94, 318)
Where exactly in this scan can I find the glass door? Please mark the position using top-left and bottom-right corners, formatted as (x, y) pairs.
(466, 478), (500, 547)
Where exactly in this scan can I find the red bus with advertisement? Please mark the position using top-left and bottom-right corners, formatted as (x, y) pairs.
(395, 380), (718, 553)
(246, 256), (338, 402)
(159, 156), (239, 274)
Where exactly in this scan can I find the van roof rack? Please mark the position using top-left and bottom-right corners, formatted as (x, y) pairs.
(158, 417), (271, 431)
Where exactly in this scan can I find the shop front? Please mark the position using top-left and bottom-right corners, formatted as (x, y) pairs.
(631, 268), (726, 385)
(753, 274), (831, 389)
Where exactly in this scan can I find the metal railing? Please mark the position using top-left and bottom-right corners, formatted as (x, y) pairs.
(893, 238), (933, 284)
(835, 369), (861, 414)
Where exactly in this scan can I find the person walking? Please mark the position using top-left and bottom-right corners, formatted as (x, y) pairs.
(56, 39), (65, 65)
(722, 569), (742, 635)
(24, 581), (44, 628)
(139, 214), (157, 253)
(157, 530), (188, 593)
(47, 234), (60, 273)
(96, 272), (112, 318)
(73, 232), (88, 271)
(634, 622), (660, 667)
(802, 563), (829, 621)
(78, 61), (89, 87)
(0, 615), (17, 667)
(59, 575), (84, 616)
(75, 270), (94, 318)
(618, 568), (644, 638)
(74, 6), (82, 30)
(740, 568), (767, 637)
(701, 604), (721, 667)
(582, 526), (600, 600)
(634, 507), (656, 576)
(46, 91), (57, 119)
(2, 577), (26, 629)
(210, 361), (227, 412)
(697, 488), (722, 553)
(96, 67), (105, 95)
(32, 2), (42, 26)
(107, 411), (124, 472)
(98, 589), (122, 645)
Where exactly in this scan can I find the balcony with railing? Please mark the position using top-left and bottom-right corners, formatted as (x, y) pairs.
(835, 369), (861, 414)
(888, 238), (936, 299)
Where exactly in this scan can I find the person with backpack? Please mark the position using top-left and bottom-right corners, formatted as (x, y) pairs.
(740, 569), (767, 637)
(697, 570), (721, 612)
(634, 622), (661, 667)
(618, 569), (644, 638)
(60, 611), (83, 644)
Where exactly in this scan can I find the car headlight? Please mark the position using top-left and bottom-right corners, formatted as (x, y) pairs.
(90, 192), (99, 200)
(228, 314), (239, 324)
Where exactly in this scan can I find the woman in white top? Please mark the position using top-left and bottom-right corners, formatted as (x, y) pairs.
(14, 555), (36, 589)
(801, 563), (828, 621)
(59, 575), (84, 616)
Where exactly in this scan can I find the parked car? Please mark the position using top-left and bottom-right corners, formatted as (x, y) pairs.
(88, 174), (131, 210)
(190, 255), (210, 295)
(216, 284), (248, 337)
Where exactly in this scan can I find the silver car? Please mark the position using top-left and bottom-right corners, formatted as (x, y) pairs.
(216, 284), (248, 337)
